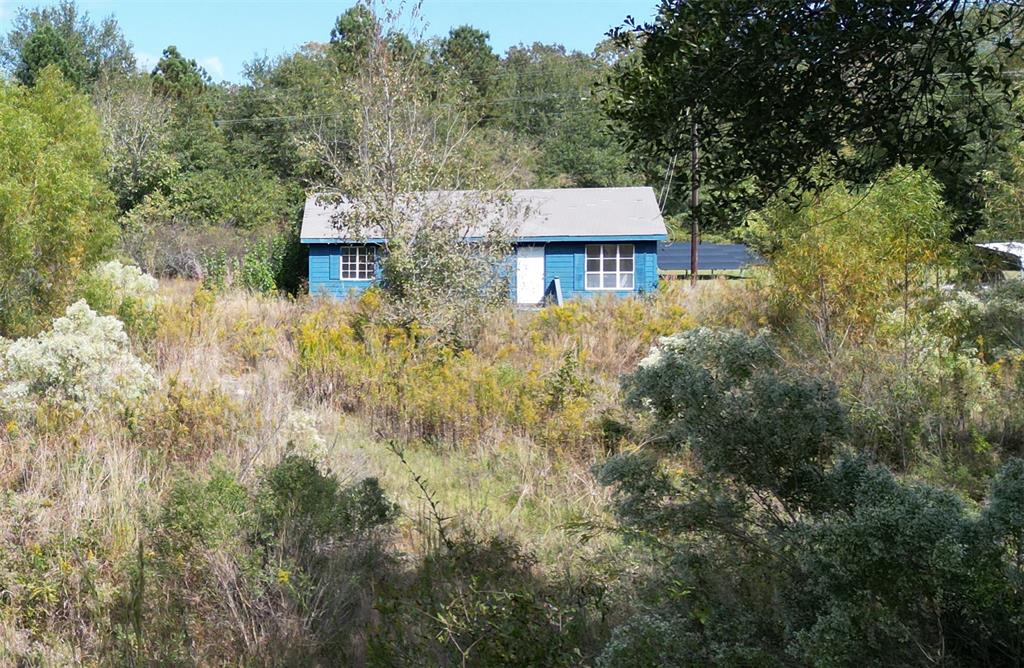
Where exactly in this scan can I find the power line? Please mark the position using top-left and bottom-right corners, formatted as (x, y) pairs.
(212, 91), (596, 127)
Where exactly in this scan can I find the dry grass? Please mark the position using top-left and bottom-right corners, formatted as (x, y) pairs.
(0, 277), (741, 664)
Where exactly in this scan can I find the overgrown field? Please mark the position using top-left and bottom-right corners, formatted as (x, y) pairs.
(5, 256), (1024, 665)
(0, 274), (749, 665)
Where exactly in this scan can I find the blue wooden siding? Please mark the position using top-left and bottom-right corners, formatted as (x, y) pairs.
(307, 244), (377, 298)
(306, 240), (659, 301)
(543, 241), (658, 299)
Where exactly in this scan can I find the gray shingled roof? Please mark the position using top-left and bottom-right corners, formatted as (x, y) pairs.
(300, 187), (668, 242)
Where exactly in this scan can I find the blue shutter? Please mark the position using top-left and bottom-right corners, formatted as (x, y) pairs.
(573, 247), (585, 294)
(329, 248), (340, 280)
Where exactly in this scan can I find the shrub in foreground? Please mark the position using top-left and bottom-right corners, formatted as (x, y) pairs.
(601, 327), (1024, 666)
(0, 300), (155, 420)
(81, 260), (161, 340)
(369, 532), (607, 667)
(123, 456), (396, 665)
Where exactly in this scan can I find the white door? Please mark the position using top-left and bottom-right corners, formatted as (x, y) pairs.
(516, 245), (545, 304)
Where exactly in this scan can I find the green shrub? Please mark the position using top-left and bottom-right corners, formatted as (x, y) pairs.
(369, 533), (605, 667)
(200, 232), (303, 295)
(129, 455), (398, 665)
(256, 455), (397, 552)
(624, 327), (847, 508)
(157, 462), (253, 554)
(603, 325), (1024, 665)
(199, 249), (229, 292)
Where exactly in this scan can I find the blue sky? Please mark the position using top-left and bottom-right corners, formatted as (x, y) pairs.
(0, 1), (659, 82)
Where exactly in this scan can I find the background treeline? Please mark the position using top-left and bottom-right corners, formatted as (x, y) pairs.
(0, 1), (648, 283)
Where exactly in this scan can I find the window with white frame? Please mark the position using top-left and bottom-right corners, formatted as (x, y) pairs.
(340, 245), (377, 280)
(585, 244), (635, 290)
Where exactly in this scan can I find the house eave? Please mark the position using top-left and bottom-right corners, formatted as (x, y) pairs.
(300, 234), (668, 245)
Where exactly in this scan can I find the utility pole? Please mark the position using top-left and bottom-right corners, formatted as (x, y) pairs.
(689, 118), (700, 287)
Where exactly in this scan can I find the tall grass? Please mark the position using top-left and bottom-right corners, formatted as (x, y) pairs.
(0, 278), (711, 664)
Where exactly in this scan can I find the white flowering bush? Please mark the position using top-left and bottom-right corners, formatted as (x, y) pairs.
(87, 261), (160, 309)
(282, 409), (327, 459)
(0, 300), (156, 417)
(81, 260), (161, 339)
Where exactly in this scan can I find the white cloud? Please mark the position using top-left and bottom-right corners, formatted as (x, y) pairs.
(197, 56), (224, 81)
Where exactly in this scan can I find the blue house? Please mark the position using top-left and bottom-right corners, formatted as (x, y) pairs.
(300, 187), (668, 304)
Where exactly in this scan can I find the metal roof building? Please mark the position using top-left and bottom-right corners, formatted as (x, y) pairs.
(976, 242), (1024, 275)
(657, 242), (763, 273)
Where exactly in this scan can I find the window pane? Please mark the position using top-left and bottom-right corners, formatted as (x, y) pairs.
(586, 259), (600, 272)
(603, 258), (616, 272)
(586, 245), (600, 259)
(619, 244), (634, 259)
(603, 274), (616, 288)
(341, 246), (376, 279)
(620, 258), (633, 272)
(602, 244), (615, 257)
(620, 273), (634, 289)
(586, 274), (600, 288)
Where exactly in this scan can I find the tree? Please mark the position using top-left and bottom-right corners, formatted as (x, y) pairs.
(978, 116), (1024, 242)
(14, 23), (82, 88)
(151, 45), (211, 100)
(436, 26), (500, 102)
(607, 0), (1024, 271)
(498, 43), (636, 187)
(228, 46), (346, 184)
(0, 0), (135, 90)
(305, 6), (520, 345)
(0, 66), (115, 336)
(752, 167), (952, 353)
(94, 74), (177, 212)
(329, 4), (379, 69)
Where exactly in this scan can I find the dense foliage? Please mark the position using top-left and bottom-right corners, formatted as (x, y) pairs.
(608, 0), (1024, 235)
(601, 328), (1024, 666)
(0, 66), (115, 336)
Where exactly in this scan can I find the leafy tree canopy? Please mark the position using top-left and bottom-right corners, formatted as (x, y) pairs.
(750, 166), (952, 348)
(498, 42), (637, 187)
(329, 5), (379, 68)
(0, 66), (115, 336)
(0, 0), (135, 90)
(436, 25), (500, 101)
(14, 23), (81, 88)
(607, 0), (1024, 234)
